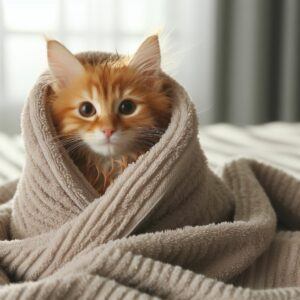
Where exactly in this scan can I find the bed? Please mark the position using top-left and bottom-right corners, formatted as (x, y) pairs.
(0, 122), (299, 185)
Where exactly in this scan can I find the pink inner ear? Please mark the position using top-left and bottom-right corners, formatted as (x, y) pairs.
(129, 35), (161, 74)
(47, 40), (85, 88)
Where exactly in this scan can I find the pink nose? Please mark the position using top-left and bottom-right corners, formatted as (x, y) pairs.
(102, 129), (115, 138)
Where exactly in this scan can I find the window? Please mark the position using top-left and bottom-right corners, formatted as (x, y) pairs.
(0, 0), (216, 133)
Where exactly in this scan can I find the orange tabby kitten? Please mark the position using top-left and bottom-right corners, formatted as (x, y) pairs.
(47, 35), (173, 194)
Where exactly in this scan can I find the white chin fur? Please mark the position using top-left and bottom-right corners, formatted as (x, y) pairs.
(88, 143), (122, 157)
(82, 130), (134, 157)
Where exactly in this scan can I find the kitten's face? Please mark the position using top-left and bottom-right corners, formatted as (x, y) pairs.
(48, 36), (171, 157)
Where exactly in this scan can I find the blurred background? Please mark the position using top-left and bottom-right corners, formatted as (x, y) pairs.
(0, 0), (299, 134)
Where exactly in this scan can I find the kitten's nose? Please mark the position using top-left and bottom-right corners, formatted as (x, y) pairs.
(102, 128), (115, 138)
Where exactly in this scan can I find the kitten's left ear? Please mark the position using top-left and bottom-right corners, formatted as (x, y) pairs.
(129, 35), (161, 75)
(47, 39), (85, 90)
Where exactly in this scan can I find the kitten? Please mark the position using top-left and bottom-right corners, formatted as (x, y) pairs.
(47, 35), (173, 194)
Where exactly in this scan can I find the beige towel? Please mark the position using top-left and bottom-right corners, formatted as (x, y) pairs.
(0, 52), (299, 299)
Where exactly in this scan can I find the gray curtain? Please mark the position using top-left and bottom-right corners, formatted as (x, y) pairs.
(213, 0), (300, 124)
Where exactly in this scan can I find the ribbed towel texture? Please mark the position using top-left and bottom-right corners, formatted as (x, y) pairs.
(0, 52), (299, 299)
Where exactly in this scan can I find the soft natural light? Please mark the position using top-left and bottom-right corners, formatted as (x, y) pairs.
(3, 0), (60, 31)
(0, 0), (175, 104)
(0, 0), (216, 134)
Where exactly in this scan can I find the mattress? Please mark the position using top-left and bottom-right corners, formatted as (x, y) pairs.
(0, 122), (299, 185)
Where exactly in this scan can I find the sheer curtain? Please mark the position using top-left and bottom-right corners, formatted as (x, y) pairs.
(0, 0), (216, 134)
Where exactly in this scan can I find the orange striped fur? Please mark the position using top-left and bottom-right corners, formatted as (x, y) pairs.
(47, 36), (172, 194)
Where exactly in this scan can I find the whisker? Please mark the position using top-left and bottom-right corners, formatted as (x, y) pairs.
(65, 141), (86, 154)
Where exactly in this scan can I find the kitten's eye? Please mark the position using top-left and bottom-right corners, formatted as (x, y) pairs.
(119, 99), (136, 115)
(79, 102), (96, 117)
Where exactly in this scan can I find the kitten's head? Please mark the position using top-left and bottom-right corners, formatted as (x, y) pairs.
(47, 35), (172, 157)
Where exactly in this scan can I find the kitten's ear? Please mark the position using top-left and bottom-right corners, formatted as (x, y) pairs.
(129, 35), (161, 75)
(47, 40), (85, 89)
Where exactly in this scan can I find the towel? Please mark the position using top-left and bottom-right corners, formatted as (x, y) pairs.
(0, 52), (299, 299)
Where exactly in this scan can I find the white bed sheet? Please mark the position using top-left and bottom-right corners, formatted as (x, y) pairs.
(0, 122), (299, 185)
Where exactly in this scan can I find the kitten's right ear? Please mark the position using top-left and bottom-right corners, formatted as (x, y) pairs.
(47, 40), (85, 90)
(129, 35), (161, 75)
